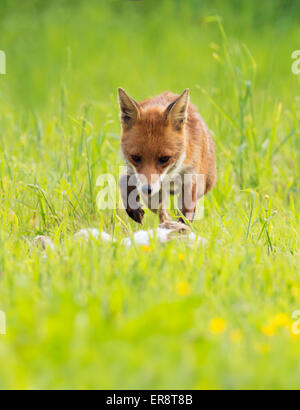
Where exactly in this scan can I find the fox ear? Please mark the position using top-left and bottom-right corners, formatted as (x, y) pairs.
(118, 88), (140, 128)
(165, 89), (189, 130)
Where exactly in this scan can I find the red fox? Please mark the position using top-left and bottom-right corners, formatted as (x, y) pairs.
(118, 88), (217, 231)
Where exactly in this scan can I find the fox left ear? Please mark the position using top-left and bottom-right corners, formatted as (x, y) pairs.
(165, 89), (189, 130)
(118, 88), (140, 129)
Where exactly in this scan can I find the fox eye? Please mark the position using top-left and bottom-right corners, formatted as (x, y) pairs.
(131, 155), (142, 164)
(158, 156), (171, 165)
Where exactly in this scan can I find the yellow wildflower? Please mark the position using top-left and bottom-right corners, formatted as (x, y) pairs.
(141, 245), (151, 252)
(209, 318), (227, 335)
(261, 324), (276, 337)
(178, 253), (185, 261)
(261, 313), (291, 337)
(176, 281), (191, 296)
(271, 313), (290, 328)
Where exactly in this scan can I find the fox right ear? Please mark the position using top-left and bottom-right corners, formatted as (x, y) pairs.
(118, 88), (140, 128)
(165, 89), (189, 131)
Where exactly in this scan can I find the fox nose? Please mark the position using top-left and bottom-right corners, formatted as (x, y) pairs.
(141, 185), (152, 195)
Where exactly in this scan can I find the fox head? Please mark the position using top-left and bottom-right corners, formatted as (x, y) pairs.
(118, 88), (189, 196)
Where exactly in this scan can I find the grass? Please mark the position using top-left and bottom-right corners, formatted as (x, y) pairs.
(0, 0), (299, 389)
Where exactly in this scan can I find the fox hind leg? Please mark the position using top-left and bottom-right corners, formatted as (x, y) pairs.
(178, 181), (197, 224)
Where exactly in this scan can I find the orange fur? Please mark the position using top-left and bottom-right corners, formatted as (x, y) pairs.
(118, 88), (217, 227)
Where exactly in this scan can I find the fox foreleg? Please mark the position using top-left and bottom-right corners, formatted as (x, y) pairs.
(142, 190), (171, 224)
(119, 174), (145, 224)
(157, 190), (190, 233)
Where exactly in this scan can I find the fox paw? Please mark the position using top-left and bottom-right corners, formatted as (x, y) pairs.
(126, 208), (145, 224)
(159, 221), (191, 233)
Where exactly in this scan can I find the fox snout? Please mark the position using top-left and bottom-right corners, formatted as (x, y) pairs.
(136, 172), (162, 197)
(141, 184), (152, 196)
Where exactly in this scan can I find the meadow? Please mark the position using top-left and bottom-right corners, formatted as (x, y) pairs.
(0, 0), (299, 389)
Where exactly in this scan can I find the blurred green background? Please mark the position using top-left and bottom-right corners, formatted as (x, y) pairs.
(1, 0), (300, 112)
(0, 0), (299, 389)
